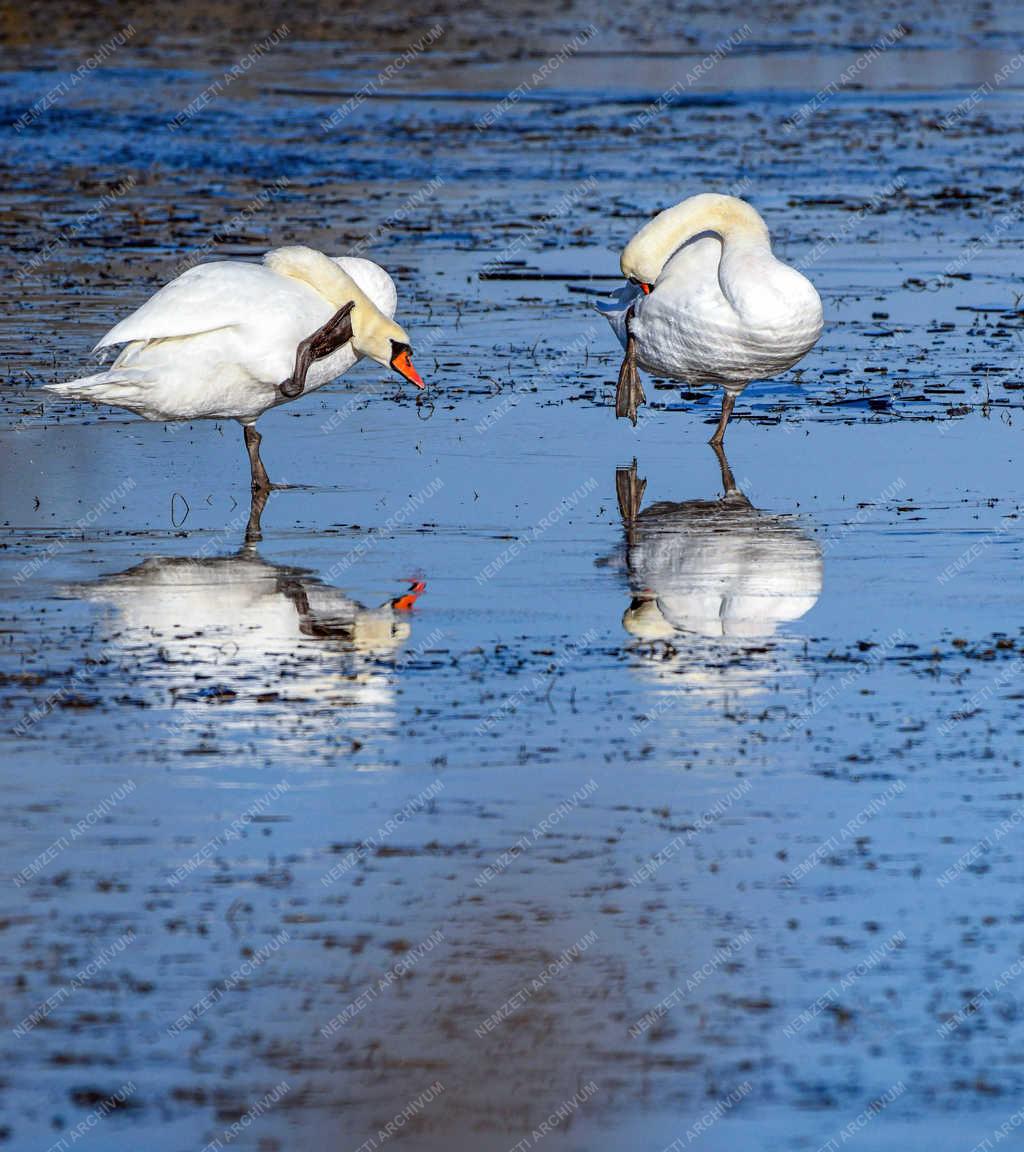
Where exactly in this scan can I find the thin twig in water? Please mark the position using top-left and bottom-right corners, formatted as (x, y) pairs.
(171, 492), (190, 528)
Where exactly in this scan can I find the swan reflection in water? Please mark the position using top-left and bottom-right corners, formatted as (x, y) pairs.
(75, 492), (427, 744)
(613, 446), (822, 694)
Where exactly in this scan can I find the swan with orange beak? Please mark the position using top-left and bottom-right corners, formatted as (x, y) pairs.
(47, 245), (426, 492)
(599, 194), (822, 442)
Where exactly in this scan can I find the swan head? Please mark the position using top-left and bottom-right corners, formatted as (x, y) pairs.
(621, 193), (770, 286)
(354, 310), (424, 389)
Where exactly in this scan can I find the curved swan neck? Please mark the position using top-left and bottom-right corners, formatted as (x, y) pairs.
(264, 245), (411, 362)
(621, 194), (770, 284)
(266, 245), (374, 312)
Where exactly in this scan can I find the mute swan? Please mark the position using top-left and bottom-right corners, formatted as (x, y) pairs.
(598, 194), (822, 443)
(46, 246), (425, 492)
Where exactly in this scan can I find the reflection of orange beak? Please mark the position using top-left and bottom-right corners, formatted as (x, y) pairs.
(391, 348), (425, 389)
(640, 282), (652, 295)
(392, 579), (426, 612)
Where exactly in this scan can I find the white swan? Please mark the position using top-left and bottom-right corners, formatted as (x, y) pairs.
(45, 246), (426, 491)
(598, 194), (823, 443)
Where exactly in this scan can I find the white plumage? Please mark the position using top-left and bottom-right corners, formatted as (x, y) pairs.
(599, 193), (823, 441)
(49, 254), (398, 423)
(45, 247), (423, 491)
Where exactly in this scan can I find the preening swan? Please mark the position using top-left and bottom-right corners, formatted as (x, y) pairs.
(46, 246), (426, 492)
(598, 194), (822, 443)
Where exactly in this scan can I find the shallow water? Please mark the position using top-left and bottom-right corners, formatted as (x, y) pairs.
(4, 3), (1024, 1150)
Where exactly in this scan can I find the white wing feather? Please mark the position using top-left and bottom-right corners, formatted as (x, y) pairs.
(333, 256), (398, 319)
(96, 256), (398, 351)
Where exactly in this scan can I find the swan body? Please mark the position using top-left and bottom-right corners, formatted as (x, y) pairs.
(599, 194), (823, 441)
(46, 246), (424, 490)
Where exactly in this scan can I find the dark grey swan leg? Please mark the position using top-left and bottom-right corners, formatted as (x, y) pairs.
(615, 305), (646, 426)
(709, 390), (736, 447)
(244, 425), (271, 494)
(279, 301), (355, 399)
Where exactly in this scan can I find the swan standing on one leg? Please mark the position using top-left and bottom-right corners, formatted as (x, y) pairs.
(598, 194), (823, 443)
(46, 246), (426, 492)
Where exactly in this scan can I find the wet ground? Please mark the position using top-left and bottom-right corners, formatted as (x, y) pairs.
(4, 2), (1024, 1149)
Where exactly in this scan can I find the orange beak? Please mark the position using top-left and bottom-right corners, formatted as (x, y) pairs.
(391, 348), (425, 390)
(640, 282), (652, 295)
(392, 579), (426, 612)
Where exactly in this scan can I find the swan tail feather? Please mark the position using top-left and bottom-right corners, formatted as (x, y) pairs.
(595, 283), (642, 350)
(44, 370), (149, 408)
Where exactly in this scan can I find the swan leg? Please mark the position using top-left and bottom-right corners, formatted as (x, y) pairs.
(279, 300), (355, 399)
(615, 306), (646, 426)
(709, 391), (736, 446)
(615, 458), (647, 524)
(244, 425), (272, 494)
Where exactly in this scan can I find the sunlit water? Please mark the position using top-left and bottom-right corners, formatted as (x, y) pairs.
(3, 4), (1024, 1149)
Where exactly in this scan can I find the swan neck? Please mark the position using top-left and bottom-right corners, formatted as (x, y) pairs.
(623, 195), (769, 283)
(264, 245), (411, 364)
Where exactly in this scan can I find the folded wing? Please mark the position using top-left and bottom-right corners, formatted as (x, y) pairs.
(94, 262), (286, 351)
